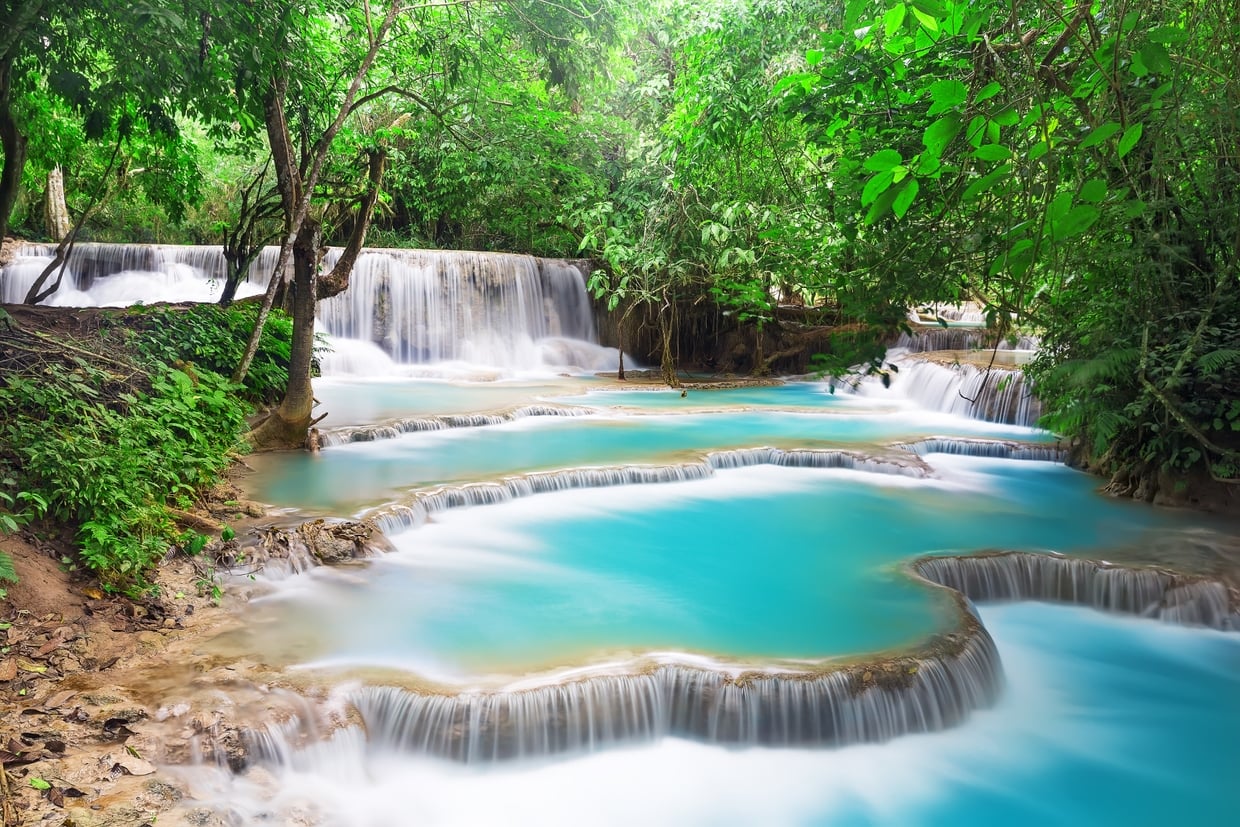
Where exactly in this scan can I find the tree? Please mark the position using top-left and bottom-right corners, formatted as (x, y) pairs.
(775, 0), (1239, 490)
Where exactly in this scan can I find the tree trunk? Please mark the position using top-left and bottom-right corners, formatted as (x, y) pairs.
(44, 166), (70, 240)
(247, 219), (322, 449)
(617, 323), (626, 380)
(0, 55), (28, 247)
(318, 148), (386, 299)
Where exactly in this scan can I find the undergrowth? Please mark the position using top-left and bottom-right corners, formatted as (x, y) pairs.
(0, 304), (294, 595)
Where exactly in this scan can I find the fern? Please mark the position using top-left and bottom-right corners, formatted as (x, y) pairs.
(0, 552), (17, 585)
(1196, 348), (1240, 376)
(1064, 348), (1140, 386)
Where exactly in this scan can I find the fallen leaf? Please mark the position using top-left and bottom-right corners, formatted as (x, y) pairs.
(41, 689), (76, 710)
(36, 639), (61, 657)
(16, 658), (47, 674)
(113, 754), (156, 776)
(0, 658), (16, 681)
(83, 588), (105, 600)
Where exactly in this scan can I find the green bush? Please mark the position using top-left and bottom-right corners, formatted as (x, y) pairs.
(135, 303), (294, 404)
(0, 303), (293, 594)
(0, 360), (246, 592)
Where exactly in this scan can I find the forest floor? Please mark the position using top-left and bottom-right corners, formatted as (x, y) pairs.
(0, 477), (280, 827)
(0, 302), (280, 826)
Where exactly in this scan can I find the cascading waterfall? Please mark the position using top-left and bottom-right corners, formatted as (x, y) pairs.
(892, 328), (1040, 353)
(319, 404), (592, 446)
(879, 357), (1042, 427)
(367, 450), (933, 535)
(915, 551), (1239, 630)
(0, 242), (278, 305)
(243, 591), (1001, 763)
(894, 437), (1065, 462)
(315, 248), (608, 369)
(1, 241), (615, 372)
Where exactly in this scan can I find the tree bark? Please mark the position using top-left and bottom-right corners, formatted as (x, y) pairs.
(233, 0), (403, 391)
(44, 165), (70, 240)
(0, 55), (28, 247)
(247, 218), (322, 449)
(318, 147), (386, 299)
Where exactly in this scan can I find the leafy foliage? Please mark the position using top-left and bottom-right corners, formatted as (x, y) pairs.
(0, 305), (293, 593)
(136, 303), (296, 404)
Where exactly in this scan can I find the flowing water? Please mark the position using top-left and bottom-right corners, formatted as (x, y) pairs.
(3, 244), (1237, 824)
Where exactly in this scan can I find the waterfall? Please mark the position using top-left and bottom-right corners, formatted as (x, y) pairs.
(705, 447), (931, 477)
(2, 241), (613, 372)
(894, 438), (1065, 462)
(880, 357), (1042, 427)
(914, 551), (1239, 630)
(0, 242), (277, 305)
(892, 328), (1041, 353)
(319, 405), (592, 446)
(367, 452), (936, 534)
(370, 464), (717, 534)
(242, 592), (1001, 763)
(315, 248), (605, 369)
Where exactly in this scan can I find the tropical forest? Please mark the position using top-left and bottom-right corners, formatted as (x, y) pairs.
(0, 1), (1237, 824)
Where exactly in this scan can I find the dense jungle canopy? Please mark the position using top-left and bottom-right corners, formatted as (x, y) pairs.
(1, 0), (1238, 498)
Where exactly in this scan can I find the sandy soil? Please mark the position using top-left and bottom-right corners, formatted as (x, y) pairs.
(0, 473), (295, 827)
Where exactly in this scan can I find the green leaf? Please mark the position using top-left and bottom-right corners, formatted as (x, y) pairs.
(1079, 178), (1107, 203)
(911, 0), (946, 15)
(1197, 349), (1240, 375)
(927, 79), (967, 115)
(1117, 123), (1144, 158)
(991, 108), (1019, 127)
(975, 81), (1002, 103)
(922, 114), (962, 155)
(892, 178), (920, 219)
(1139, 43), (1172, 75)
(973, 144), (1012, 161)
(911, 7), (938, 31)
(884, 3), (908, 38)
(965, 115), (987, 147)
(865, 181), (904, 225)
(30, 778), (51, 791)
(1049, 192), (1074, 224)
(1055, 204), (1102, 238)
(861, 169), (897, 206)
(806, 49), (824, 67)
(1147, 25), (1187, 43)
(1081, 122), (1122, 148)
(963, 163), (1012, 201)
(863, 149), (904, 172)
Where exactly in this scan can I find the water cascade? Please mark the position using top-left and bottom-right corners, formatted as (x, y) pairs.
(315, 248), (607, 369)
(0, 242), (279, 305)
(366, 450), (932, 535)
(877, 357), (1042, 427)
(241, 588), (1000, 763)
(1, 242), (614, 373)
(915, 551), (1239, 629)
(892, 328), (1041, 353)
(894, 437), (1065, 462)
(319, 404), (592, 446)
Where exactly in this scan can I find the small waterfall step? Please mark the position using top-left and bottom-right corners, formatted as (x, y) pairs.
(319, 404), (592, 446)
(879, 356), (1042, 427)
(914, 551), (1240, 630)
(368, 450), (934, 535)
(244, 590), (1001, 763)
(894, 437), (1065, 462)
